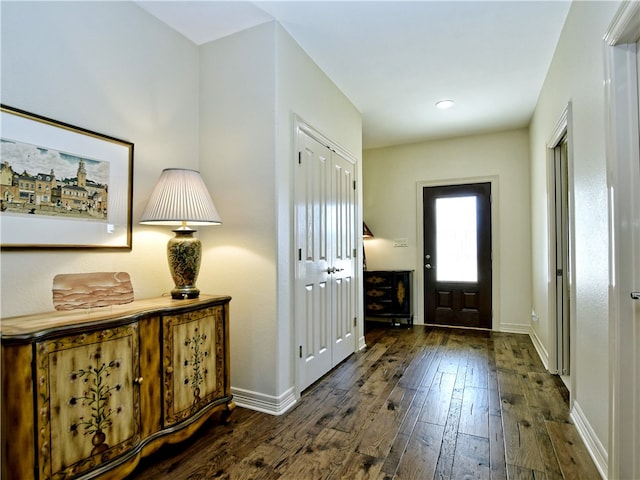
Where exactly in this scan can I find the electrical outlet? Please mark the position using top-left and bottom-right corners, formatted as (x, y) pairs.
(393, 238), (408, 247)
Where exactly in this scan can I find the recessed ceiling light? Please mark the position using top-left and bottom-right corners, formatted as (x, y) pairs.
(436, 99), (455, 109)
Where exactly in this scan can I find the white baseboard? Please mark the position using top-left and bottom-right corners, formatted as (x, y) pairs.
(571, 401), (608, 479)
(528, 326), (549, 370)
(231, 386), (297, 416)
(499, 322), (530, 334)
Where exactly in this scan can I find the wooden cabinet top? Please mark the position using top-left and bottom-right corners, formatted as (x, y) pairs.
(1, 294), (231, 343)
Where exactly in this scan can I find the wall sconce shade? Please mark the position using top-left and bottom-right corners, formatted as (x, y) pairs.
(363, 222), (374, 270)
(140, 168), (221, 300)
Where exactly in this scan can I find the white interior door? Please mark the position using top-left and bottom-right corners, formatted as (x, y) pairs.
(330, 149), (356, 365)
(295, 128), (356, 392)
(604, 3), (640, 478)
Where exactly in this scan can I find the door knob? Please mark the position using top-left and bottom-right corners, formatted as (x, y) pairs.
(425, 263), (432, 269)
(632, 292), (640, 300)
(326, 266), (336, 274)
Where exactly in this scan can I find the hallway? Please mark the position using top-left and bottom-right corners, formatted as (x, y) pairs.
(129, 323), (601, 479)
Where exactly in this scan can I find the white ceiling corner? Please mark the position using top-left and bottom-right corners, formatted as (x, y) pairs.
(135, 0), (572, 149)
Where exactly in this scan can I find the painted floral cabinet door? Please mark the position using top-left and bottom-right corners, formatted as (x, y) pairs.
(162, 305), (225, 427)
(35, 324), (141, 479)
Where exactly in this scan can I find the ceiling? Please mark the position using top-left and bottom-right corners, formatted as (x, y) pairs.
(136, 1), (571, 150)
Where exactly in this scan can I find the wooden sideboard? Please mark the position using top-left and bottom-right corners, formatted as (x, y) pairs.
(364, 270), (414, 326)
(1, 295), (233, 480)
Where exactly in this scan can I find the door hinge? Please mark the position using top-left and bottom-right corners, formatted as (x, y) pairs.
(353, 317), (357, 327)
(298, 248), (302, 261)
(299, 345), (303, 358)
(298, 151), (302, 164)
(353, 248), (357, 257)
(353, 180), (356, 190)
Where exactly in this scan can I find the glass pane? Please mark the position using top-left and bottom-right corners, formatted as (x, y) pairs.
(436, 196), (478, 282)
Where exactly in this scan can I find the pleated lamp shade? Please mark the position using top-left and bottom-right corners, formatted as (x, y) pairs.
(140, 168), (221, 299)
(140, 168), (221, 225)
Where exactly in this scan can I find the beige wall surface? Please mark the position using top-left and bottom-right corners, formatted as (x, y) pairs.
(363, 128), (531, 332)
(1, 1), (200, 317)
(197, 22), (361, 402)
(1, 4), (361, 410)
(529, 0), (622, 462)
(275, 24), (363, 396)
(198, 23), (280, 399)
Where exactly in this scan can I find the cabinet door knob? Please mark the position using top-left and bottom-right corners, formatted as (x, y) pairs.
(166, 366), (174, 374)
(134, 377), (144, 385)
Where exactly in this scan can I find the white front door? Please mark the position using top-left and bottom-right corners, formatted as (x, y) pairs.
(295, 128), (356, 392)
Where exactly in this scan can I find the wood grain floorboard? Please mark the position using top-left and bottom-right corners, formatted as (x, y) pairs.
(127, 324), (602, 480)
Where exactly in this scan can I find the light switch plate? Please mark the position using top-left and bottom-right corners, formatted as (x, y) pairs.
(393, 238), (408, 247)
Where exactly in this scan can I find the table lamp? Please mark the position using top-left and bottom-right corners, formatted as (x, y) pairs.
(140, 168), (221, 299)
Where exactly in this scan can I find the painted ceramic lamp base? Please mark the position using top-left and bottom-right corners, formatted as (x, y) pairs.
(168, 227), (201, 299)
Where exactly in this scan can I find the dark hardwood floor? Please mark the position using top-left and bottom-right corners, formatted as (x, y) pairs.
(128, 323), (602, 480)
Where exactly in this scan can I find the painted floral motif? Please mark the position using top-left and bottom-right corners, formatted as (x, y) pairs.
(183, 327), (209, 403)
(68, 347), (122, 454)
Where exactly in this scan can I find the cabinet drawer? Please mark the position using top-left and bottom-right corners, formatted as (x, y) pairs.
(364, 273), (392, 287)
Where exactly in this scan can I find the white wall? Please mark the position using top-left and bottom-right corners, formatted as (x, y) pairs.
(0, 1), (200, 317)
(363, 128), (531, 332)
(529, 0), (622, 466)
(1, 4), (362, 414)
(195, 22), (362, 408)
(198, 23), (279, 401)
(275, 24), (363, 396)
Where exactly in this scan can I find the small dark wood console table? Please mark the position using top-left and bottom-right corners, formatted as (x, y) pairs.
(364, 270), (414, 326)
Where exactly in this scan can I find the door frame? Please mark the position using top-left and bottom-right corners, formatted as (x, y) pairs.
(604, 2), (640, 478)
(415, 176), (500, 329)
(545, 103), (577, 398)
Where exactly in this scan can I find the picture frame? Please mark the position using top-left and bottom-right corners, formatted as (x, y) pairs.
(0, 105), (134, 249)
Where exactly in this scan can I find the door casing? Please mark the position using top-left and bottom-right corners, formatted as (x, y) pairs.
(604, 3), (640, 478)
(546, 103), (576, 391)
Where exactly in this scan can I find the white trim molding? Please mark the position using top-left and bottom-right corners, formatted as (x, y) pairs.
(498, 323), (530, 334)
(571, 401), (608, 480)
(528, 325), (550, 370)
(231, 386), (297, 416)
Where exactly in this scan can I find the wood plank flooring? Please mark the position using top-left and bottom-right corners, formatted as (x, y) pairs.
(127, 323), (601, 480)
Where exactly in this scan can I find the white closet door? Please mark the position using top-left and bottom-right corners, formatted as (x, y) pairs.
(330, 150), (356, 366)
(295, 129), (356, 392)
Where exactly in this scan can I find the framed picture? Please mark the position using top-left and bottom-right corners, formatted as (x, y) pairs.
(0, 105), (134, 249)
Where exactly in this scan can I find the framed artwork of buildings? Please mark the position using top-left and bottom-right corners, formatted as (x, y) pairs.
(0, 105), (133, 249)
